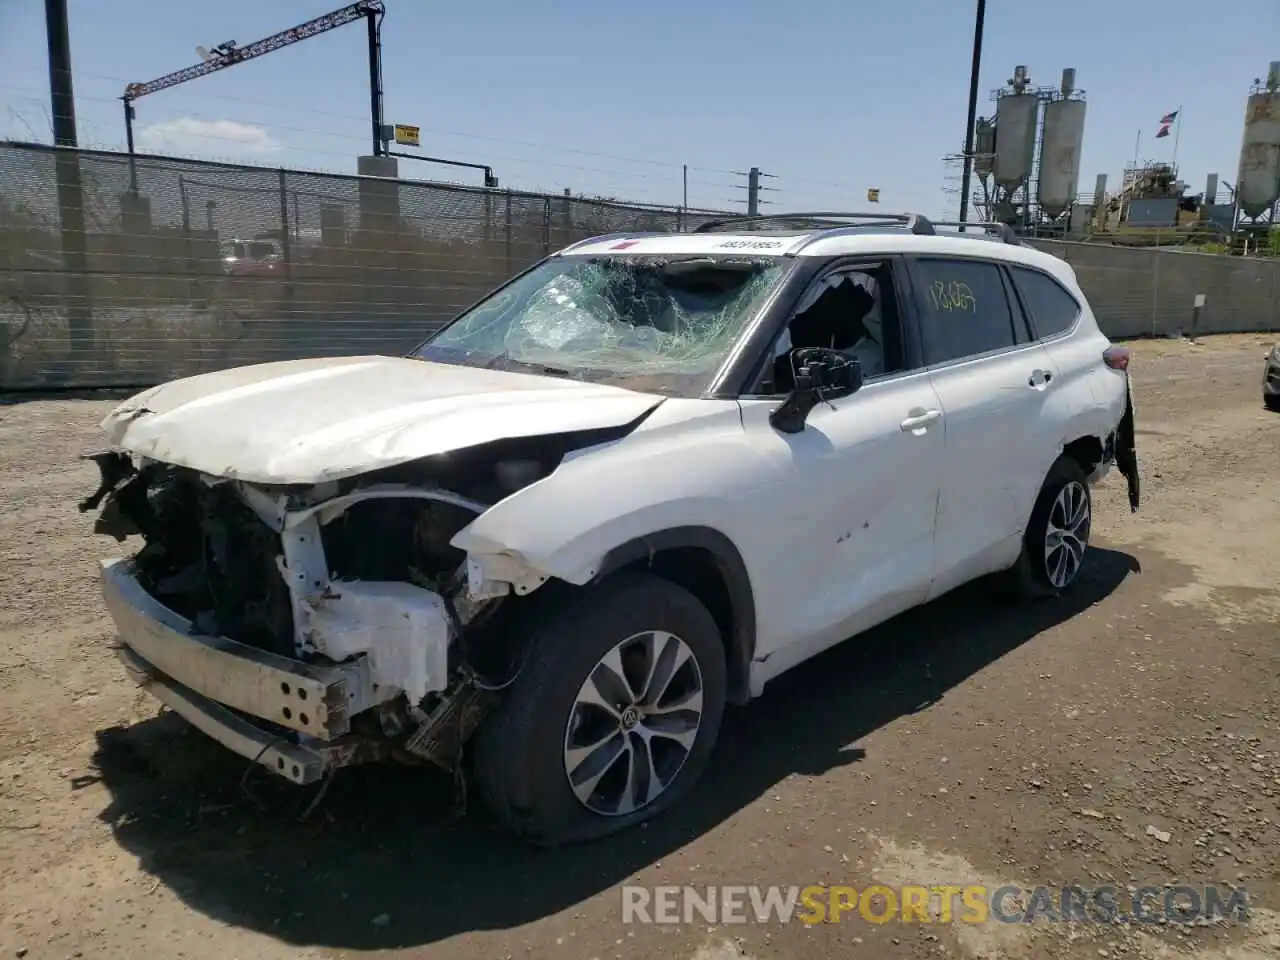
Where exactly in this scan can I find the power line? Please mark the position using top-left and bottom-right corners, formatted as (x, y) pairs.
(30, 63), (877, 195)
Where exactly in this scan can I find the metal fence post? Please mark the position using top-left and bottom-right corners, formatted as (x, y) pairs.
(504, 191), (513, 275)
(179, 173), (196, 303)
(1151, 247), (1160, 336)
(542, 198), (551, 257)
(278, 168), (294, 309)
(53, 147), (94, 381)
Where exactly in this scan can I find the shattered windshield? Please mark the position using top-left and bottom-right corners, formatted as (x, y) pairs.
(413, 254), (789, 394)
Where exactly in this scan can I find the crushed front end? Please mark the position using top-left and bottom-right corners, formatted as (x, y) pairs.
(81, 451), (528, 785)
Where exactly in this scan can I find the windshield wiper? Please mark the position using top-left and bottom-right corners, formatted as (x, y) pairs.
(483, 352), (570, 378)
(518, 361), (571, 377)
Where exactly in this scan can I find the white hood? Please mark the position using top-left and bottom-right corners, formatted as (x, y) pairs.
(102, 356), (665, 485)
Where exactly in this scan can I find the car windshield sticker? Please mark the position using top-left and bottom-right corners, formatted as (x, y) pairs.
(717, 239), (785, 249)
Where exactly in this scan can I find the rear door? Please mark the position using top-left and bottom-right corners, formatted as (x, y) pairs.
(1005, 263), (1102, 406)
(902, 254), (1064, 599)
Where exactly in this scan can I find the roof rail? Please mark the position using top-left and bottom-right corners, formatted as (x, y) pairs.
(928, 220), (1022, 245)
(692, 211), (937, 236)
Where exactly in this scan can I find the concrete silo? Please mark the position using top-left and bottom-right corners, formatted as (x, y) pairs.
(993, 66), (1040, 190)
(1236, 61), (1280, 220)
(1037, 68), (1087, 219)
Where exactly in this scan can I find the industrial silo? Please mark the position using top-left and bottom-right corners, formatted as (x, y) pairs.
(993, 66), (1040, 190)
(1037, 68), (1087, 219)
(1236, 61), (1280, 219)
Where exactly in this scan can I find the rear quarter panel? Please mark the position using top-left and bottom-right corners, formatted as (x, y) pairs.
(1039, 262), (1129, 446)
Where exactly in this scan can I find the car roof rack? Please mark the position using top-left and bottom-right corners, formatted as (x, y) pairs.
(692, 211), (937, 235)
(928, 220), (1022, 245)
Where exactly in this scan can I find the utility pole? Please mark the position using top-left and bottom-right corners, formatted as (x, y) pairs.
(44, 0), (93, 370)
(366, 6), (384, 156)
(734, 166), (777, 215)
(958, 0), (988, 230)
(45, 0), (77, 148)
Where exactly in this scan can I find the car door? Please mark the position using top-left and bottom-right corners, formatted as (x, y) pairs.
(1005, 262), (1105, 409)
(732, 258), (946, 672)
(902, 254), (1064, 600)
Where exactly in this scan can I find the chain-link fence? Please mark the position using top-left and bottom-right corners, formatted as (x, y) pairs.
(0, 142), (727, 389)
(3, 141), (1278, 390)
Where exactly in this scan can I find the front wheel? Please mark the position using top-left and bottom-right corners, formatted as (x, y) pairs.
(1009, 456), (1093, 598)
(472, 573), (727, 845)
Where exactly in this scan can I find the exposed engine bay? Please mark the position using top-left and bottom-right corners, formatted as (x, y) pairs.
(79, 430), (607, 780)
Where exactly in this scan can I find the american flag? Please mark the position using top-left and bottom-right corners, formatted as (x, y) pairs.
(1155, 110), (1179, 139)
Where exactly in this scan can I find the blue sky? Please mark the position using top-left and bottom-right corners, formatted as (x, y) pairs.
(1, 0), (1277, 215)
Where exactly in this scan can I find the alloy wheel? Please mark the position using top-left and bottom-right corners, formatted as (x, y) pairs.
(1044, 480), (1091, 588)
(563, 630), (705, 816)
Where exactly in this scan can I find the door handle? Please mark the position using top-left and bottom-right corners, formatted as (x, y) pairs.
(900, 409), (942, 432)
(1028, 368), (1054, 387)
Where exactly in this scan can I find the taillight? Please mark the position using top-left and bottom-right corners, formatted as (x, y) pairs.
(1103, 346), (1130, 371)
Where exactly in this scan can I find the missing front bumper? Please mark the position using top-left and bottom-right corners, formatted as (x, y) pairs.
(100, 558), (381, 740)
(116, 645), (330, 784)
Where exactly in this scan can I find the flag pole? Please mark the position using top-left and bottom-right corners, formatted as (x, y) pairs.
(1171, 105), (1184, 169)
(1133, 129), (1141, 168)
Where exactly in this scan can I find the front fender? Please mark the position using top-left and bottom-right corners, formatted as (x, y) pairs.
(448, 398), (767, 702)
(455, 507), (759, 704)
(453, 495), (743, 586)
(449, 398), (762, 583)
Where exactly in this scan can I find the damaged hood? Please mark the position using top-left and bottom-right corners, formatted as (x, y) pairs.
(102, 356), (664, 485)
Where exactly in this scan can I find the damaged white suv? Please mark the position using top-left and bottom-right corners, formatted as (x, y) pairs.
(83, 213), (1140, 845)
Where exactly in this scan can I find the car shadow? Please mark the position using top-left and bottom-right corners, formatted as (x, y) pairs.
(90, 545), (1140, 950)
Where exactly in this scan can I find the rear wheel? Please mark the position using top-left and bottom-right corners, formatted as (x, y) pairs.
(1009, 456), (1093, 598)
(1264, 393), (1280, 413)
(472, 573), (727, 845)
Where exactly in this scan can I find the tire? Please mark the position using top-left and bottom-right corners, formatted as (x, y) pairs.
(472, 572), (727, 846)
(1009, 456), (1093, 599)
(1264, 393), (1280, 413)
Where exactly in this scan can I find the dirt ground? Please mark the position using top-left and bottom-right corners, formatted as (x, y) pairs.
(1, 334), (1277, 960)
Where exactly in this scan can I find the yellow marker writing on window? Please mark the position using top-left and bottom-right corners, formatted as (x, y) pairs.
(928, 279), (977, 313)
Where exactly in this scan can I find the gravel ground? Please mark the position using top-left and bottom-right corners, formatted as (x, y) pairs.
(0, 334), (1277, 960)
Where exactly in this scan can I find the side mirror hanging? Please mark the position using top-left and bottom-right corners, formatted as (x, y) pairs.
(769, 347), (863, 434)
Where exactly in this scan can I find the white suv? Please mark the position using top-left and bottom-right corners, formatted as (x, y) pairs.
(82, 212), (1141, 845)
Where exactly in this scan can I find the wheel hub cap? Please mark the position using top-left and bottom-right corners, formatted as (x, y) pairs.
(563, 630), (705, 817)
(1044, 479), (1091, 589)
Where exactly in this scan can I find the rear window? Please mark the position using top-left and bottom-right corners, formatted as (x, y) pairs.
(1008, 266), (1081, 339)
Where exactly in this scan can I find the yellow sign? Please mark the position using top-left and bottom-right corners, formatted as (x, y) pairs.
(866, 188), (881, 203)
(393, 124), (420, 147)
